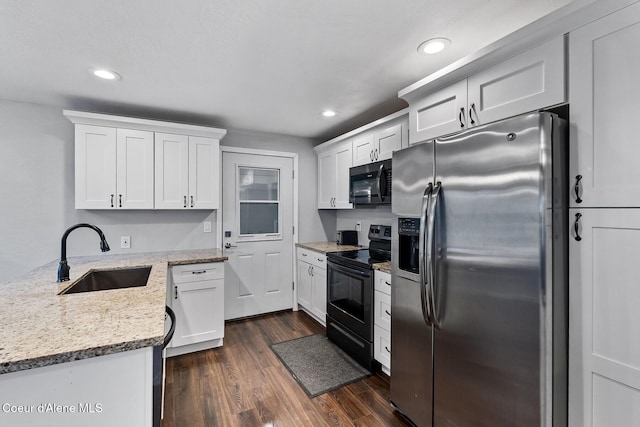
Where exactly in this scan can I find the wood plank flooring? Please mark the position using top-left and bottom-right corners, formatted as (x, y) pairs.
(162, 310), (411, 427)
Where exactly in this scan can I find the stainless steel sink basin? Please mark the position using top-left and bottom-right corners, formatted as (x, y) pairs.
(60, 266), (152, 295)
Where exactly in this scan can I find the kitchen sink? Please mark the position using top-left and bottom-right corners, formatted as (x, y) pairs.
(60, 266), (152, 295)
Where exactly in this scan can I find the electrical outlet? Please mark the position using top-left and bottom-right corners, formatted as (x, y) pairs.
(120, 236), (131, 249)
(355, 222), (362, 231)
(203, 221), (212, 233)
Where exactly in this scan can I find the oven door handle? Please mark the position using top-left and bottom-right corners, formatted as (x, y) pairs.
(328, 261), (371, 278)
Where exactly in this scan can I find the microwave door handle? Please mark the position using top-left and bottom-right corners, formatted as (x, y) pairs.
(427, 182), (442, 329)
(419, 183), (433, 327)
(375, 163), (385, 203)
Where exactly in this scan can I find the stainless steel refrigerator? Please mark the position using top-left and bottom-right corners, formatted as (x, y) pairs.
(390, 112), (568, 427)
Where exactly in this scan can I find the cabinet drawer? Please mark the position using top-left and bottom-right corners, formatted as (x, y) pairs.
(374, 290), (391, 331)
(374, 324), (391, 370)
(171, 262), (224, 283)
(375, 271), (392, 295)
(297, 247), (326, 269)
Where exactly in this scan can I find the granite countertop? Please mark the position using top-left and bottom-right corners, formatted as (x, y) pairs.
(0, 249), (227, 375)
(296, 241), (360, 253)
(372, 261), (392, 274)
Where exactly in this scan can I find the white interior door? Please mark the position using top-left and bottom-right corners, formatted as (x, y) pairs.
(222, 151), (294, 320)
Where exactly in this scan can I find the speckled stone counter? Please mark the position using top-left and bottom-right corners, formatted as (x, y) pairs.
(372, 261), (392, 274)
(296, 241), (360, 253)
(0, 249), (227, 374)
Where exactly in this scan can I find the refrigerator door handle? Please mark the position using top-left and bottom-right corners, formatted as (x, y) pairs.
(426, 181), (442, 329)
(419, 182), (433, 326)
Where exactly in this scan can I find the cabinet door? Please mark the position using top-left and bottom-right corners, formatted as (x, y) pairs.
(352, 133), (375, 166)
(311, 266), (327, 325)
(317, 150), (336, 208)
(375, 123), (403, 161)
(409, 79), (467, 144)
(374, 289), (391, 331)
(172, 278), (224, 347)
(75, 124), (117, 209)
(188, 136), (219, 209)
(333, 143), (353, 209)
(569, 209), (640, 427)
(569, 4), (640, 207)
(374, 324), (391, 371)
(154, 133), (189, 209)
(297, 259), (312, 310)
(116, 129), (154, 209)
(468, 36), (565, 127)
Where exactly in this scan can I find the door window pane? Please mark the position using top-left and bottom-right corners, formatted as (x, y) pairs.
(239, 167), (279, 201)
(238, 167), (280, 237)
(240, 203), (278, 234)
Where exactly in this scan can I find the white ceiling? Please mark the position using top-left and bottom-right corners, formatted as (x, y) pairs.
(0, 0), (575, 141)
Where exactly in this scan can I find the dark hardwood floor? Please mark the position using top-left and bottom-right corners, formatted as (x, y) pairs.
(162, 310), (411, 427)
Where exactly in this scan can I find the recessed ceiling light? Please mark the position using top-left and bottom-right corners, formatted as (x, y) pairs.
(322, 110), (336, 118)
(417, 38), (451, 55)
(92, 69), (121, 80)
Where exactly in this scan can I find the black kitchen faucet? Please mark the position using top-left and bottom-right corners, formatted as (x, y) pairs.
(57, 223), (110, 282)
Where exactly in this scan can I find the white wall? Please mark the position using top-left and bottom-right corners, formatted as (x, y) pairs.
(335, 205), (395, 245)
(0, 100), (330, 282)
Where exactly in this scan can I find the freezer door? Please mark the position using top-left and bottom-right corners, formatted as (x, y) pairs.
(390, 274), (433, 427)
(431, 113), (554, 426)
(392, 141), (434, 217)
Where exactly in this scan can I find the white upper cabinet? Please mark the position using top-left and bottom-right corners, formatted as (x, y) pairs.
(74, 124), (153, 209)
(467, 36), (565, 126)
(352, 122), (405, 166)
(65, 110), (226, 211)
(116, 129), (155, 209)
(317, 141), (353, 209)
(410, 80), (468, 144)
(155, 134), (220, 209)
(569, 3), (640, 207)
(405, 36), (565, 144)
(352, 133), (375, 166)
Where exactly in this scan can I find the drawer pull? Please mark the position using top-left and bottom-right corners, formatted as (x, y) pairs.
(385, 281), (391, 286)
(574, 213), (582, 242)
(192, 270), (207, 275)
(301, 253), (307, 257)
(385, 309), (391, 316)
(385, 346), (391, 354)
(174, 285), (178, 299)
(574, 175), (583, 203)
(317, 258), (323, 262)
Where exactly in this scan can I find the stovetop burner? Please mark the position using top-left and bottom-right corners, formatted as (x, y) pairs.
(327, 224), (391, 269)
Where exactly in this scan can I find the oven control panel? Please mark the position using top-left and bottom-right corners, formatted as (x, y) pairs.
(369, 224), (391, 241)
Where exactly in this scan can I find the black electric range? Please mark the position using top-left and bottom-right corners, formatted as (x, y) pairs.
(325, 225), (391, 371)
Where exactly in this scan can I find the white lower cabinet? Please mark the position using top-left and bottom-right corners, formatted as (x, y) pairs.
(165, 262), (224, 357)
(569, 209), (640, 427)
(296, 247), (327, 325)
(374, 270), (392, 375)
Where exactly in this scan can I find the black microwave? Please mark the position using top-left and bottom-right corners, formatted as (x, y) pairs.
(349, 159), (392, 205)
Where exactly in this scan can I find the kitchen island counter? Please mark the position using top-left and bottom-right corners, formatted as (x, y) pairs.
(0, 249), (227, 374)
